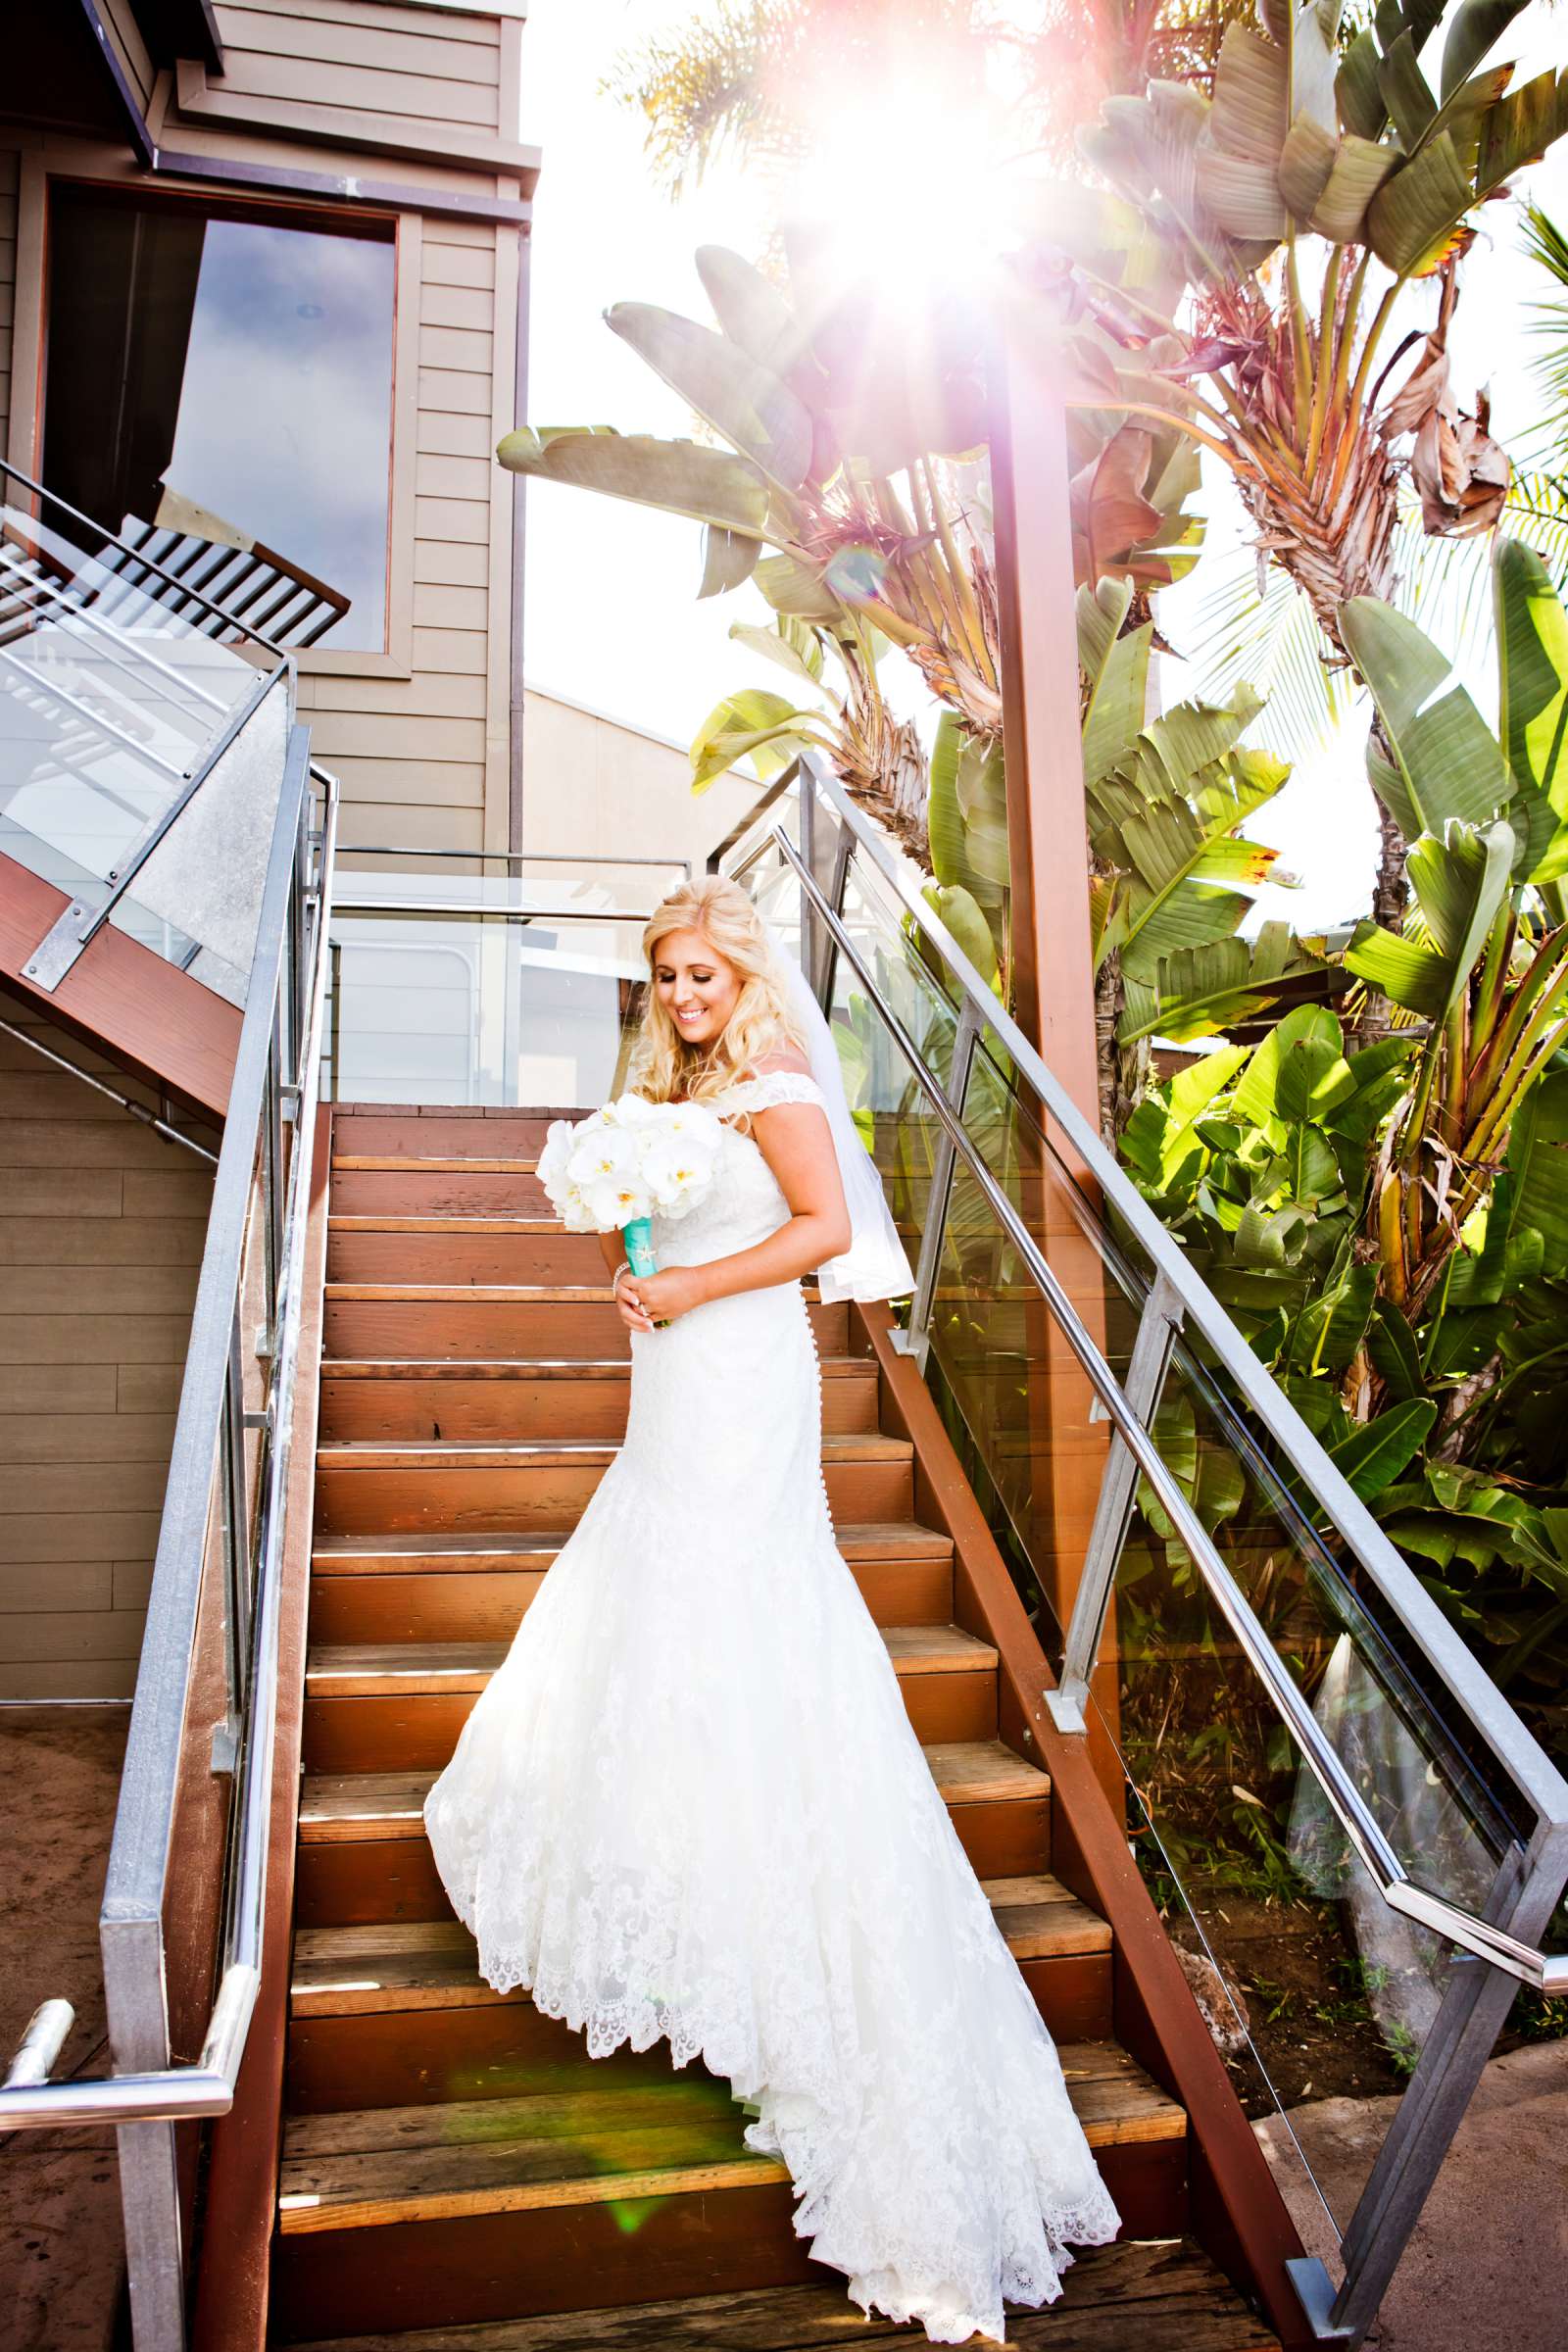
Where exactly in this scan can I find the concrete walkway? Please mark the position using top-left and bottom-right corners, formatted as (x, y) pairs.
(1256, 2038), (1568, 2350)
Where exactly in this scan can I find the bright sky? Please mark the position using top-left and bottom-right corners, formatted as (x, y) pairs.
(518, 1), (1568, 924)
(519, 0), (776, 752)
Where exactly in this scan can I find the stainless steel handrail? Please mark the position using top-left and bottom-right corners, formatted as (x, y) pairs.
(771, 755), (1568, 1836)
(770, 825), (1568, 1997)
(341, 845), (692, 874)
(331, 897), (658, 921)
(0, 738), (338, 2347)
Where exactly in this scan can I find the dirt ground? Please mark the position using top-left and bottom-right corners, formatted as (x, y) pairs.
(0, 1706), (130, 2352)
(1169, 1884), (1565, 2119)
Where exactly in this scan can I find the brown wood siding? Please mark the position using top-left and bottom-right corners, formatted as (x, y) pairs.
(211, 0), (503, 136)
(0, 1001), (218, 1700)
(0, 147), (16, 466)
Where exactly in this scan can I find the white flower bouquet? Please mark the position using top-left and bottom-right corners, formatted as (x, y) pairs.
(536, 1095), (724, 1278)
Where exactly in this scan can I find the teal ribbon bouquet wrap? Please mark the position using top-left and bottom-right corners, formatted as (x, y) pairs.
(536, 1095), (726, 1304)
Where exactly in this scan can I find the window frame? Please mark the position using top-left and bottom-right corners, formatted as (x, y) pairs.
(37, 173), (413, 674)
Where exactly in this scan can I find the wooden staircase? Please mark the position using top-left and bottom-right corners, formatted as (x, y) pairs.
(260, 1107), (1292, 2351)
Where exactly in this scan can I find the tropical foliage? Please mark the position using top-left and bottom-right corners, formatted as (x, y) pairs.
(546, 0), (1568, 1793)
(500, 240), (1215, 1004)
(1123, 537), (1568, 1751)
(1049, 0), (1568, 939)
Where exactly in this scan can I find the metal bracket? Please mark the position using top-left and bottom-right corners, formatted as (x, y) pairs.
(889, 1324), (930, 1372)
(1286, 2258), (1356, 2342)
(22, 902), (96, 995)
(210, 1719), (240, 1776)
(1044, 1684), (1089, 1735)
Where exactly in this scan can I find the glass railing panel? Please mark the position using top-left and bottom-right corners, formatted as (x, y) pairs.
(963, 1028), (1541, 1863)
(0, 808), (208, 972)
(778, 860), (1527, 2239)
(946, 1053), (1146, 1653)
(324, 897), (652, 1109)
(1105, 1339), (1516, 1886)
(0, 501), (259, 889)
(749, 842), (957, 1282)
(752, 767), (1568, 2334)
(1087, 1345), (1519, 2230)
(920, 1147), (1137, 1654)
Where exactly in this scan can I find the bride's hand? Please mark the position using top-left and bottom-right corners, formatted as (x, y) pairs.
(612, 1268), (655, 1334)
(626, 1265), (705, 1325)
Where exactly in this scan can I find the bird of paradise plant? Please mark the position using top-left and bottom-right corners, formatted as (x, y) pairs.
(1340, 539), (1568, 1343)
(1047, 0), (1568, 947)
(497, 242), (1205, 990)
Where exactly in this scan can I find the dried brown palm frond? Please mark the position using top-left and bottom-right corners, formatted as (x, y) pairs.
(834, 662), (932, 865)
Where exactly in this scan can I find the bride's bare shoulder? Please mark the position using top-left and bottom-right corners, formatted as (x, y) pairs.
(744, 1046), (814, 1081)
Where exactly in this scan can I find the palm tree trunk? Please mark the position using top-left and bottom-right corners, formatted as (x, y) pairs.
(1357, 714), (1409, 1043)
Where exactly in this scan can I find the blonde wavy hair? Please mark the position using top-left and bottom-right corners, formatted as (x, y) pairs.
(628, 877), (808, 1105)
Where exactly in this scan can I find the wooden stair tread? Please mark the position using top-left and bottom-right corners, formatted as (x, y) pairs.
(275, 2043), (1181, 2234)
(332, 1157), (541, 1175)
(305, 1625), (997, 1696)
(315, 1434), (910, 1470)
(290, 1872), (1108, 2018)
(319, 1355), (872, 1383)
(284, 2238), (1277, 2349)
(324, 1283), (826, 1304)
(310, 1522), (954, 1571)
(922, 1739), (1050, 1805)
(330, 1217), (562, 1234)
(978, 1873), (1114, 1958)
(299, 1740), (1046, 1844)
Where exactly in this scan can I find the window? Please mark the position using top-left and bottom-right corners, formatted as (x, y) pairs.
(42, 186), (395, 653)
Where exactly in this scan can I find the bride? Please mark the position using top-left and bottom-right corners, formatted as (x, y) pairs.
(422, 875), (1120, 2343)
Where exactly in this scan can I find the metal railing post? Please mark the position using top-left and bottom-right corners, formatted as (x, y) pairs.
(799, 767), (820, 999)
(817, 820), (854, 1015)
(1325, 1822), (1568, 2341)
(891, 1000), (982, 1374)
(261, 1001), (284, 1360)
(328, 935), (342, 1103)
(213, 1307), (248, 1774)
(1047, 1267), (1183, 1734)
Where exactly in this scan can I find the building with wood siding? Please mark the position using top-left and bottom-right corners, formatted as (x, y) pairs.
(0, 0), (749, 1698)
(3, 0), (536, 858)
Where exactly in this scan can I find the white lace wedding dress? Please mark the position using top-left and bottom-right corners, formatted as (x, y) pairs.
(422, 1070), (1121, 2343)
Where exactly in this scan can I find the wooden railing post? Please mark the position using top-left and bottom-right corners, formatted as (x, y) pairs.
(988, 299), (1120, 1783)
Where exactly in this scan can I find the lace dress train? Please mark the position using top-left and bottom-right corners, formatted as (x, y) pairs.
(422, 1071), (1121, 2343)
